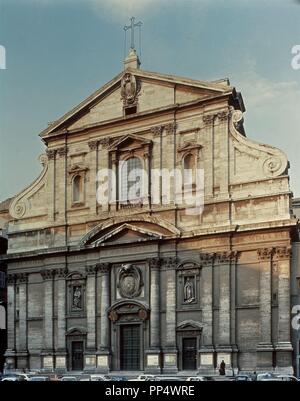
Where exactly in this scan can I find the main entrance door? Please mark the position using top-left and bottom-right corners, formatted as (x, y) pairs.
(71, 341), (84, 371)
(182, 338), (197, 370)
(120, 325), (140, 370)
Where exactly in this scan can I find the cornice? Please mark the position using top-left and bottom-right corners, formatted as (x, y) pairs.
(41, 93), (231, 143)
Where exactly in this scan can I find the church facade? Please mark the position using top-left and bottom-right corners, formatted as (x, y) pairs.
(2, 50), (298, 374)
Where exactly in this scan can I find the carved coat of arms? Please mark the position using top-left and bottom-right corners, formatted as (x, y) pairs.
(120, 73), (140, 106)
(117, 264), (143, 298)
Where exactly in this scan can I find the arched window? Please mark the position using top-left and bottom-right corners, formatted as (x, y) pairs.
(120, 157), (143, 202)
(73, 175), (82, 203)
(183, 154), (195, 187)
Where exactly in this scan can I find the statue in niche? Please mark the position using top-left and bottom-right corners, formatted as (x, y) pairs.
(72, 286), (82, 309)
(121, 73), (140, 106)
(183, 277), (195, 304)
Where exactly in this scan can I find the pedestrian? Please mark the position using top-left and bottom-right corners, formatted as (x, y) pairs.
(219, 360), (226, 376)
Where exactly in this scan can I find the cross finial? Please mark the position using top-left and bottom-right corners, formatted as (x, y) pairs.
(124, 17), (142, 52)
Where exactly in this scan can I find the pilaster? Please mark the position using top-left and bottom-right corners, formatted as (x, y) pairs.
(256, 247), (274, 369)
(162, 257), (178, 374)
(145, 258), (161, 374)
(274, 246), (293, 373)
(96, 262), (111, 373)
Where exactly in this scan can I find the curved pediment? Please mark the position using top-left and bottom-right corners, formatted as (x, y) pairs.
(66, 327), (87, 336)
(80, 216), (180, 247)
(177, 320), (204, 331)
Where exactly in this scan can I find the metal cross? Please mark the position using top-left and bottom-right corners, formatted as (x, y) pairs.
(123, 17), (142, 50)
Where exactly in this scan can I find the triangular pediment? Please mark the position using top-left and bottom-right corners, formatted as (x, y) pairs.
(109, 134), (151, 151)
(40, 68), (233, 138)
(80, 216), (180, 247)
(90, 223), (163, 246)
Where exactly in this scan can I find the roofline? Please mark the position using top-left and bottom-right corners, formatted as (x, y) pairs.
(39, 68), (234, 139)
(39, 70), (124, 138)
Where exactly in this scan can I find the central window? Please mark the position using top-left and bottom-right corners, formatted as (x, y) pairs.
(120, 157), (143, 202)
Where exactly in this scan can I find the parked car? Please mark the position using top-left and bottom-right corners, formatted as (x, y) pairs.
(233, 375), (253, 381)
(29, 376), (51, 381)
(1, 376), (24, 382)
(78, 375), (91, 381)
(256, 372), (276, 381)
(186, 376), (206, 381)
(1, 374), (26, 381)
(128, 374), (156, 381)
(275, 375), (300, 382)
(158, 376), (186, 381)
(109, 376), (128, 381)
(60, 376), (78, 381)
(89, 374), (110, 381)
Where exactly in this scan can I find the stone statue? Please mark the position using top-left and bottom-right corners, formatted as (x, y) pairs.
(184, 277), (195, 303)
(73, 286), (82, 309)
(120, 73), (140, 106)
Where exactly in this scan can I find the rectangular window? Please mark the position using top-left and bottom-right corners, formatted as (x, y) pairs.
(124, 106), (137, 116)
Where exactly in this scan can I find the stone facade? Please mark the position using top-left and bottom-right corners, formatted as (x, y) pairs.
(291, 199), (300, 378)
(0, 198), (10, 372)
(1, 52), (298, 373)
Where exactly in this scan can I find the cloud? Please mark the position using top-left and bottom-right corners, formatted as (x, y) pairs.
(237, 74), (300, 110)
(11, 0), (212, 22)
(91, 0), (160, 15)
(12, 0), (291, 22)
(88, 0), (190, 22)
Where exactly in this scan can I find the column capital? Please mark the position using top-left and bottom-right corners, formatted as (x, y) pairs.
(274, 246), (291, 260)
(149, 258), (161, 270)
(86, 265), (98, 275)
(199, 253), (214, 266)
(202, 114), (215, 125)
(88, 140), (98, 151)
(150, 125), (164, 136)
(46, 149), (56, 160)
(164, 122), (177, 135)
(96, 263), (110, 274)
(41, 269), (55, 281)
(56, 268), (68, 279)
(99, 138), (110, 149)
(56, 145), (68, 157)
(7, 274), (16, 285)
(257, 247), (274, 261)
(163, 257), (177, 270)
(215, 251), (237, 264)
(217, 110), (229, 122)
(16, 272), (28, 284)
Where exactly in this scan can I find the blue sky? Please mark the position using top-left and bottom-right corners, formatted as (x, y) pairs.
(1, 0), (300, 201)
